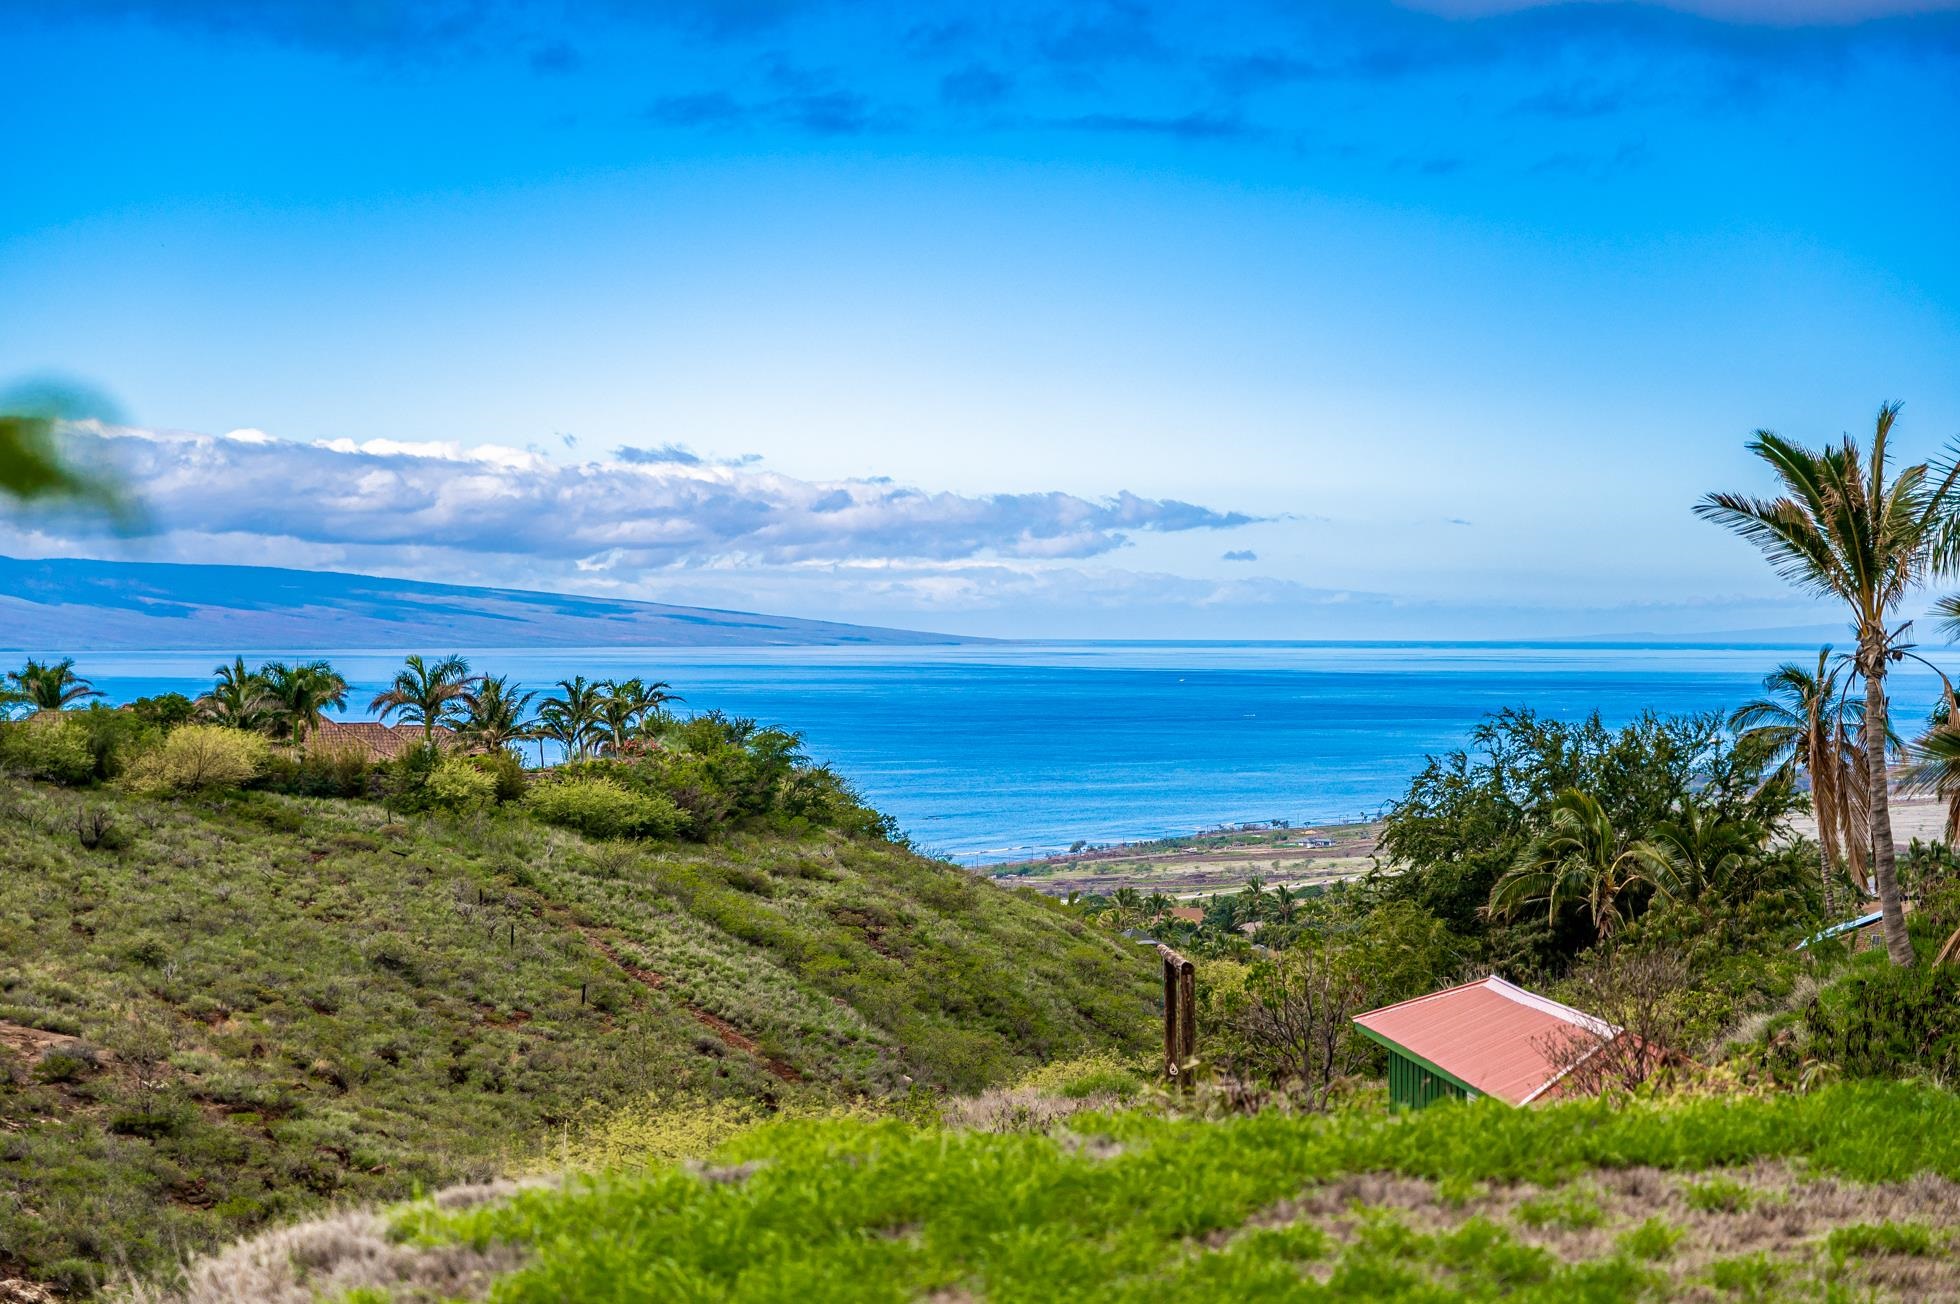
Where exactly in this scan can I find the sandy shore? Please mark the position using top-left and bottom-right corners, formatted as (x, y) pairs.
(1787, 793), (1950, 847)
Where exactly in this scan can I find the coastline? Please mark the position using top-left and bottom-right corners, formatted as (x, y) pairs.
(985, 818), (1381, 898)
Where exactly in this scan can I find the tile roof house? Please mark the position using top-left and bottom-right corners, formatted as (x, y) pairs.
(1167, 906), (1207, 925)
(311, 719), (460, 762)
(1352, 976), (1624, 1110)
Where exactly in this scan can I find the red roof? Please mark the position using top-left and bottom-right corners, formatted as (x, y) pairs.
(313, 719), (459, 761)
(1352, 976), (1613, 1106)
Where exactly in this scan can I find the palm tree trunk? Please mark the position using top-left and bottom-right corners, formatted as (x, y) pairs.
(1811, 737), (1839, 921)
(1864, 658), (1915, 966)
(1816, 837), (1838, 922)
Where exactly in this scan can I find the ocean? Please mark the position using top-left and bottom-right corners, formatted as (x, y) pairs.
(62, 642), (1947, 864)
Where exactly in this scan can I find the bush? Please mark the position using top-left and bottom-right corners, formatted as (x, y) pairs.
(1803, 953), (1960, 1081)
(72, 705), (161, 779)
(0, 715), (96, 784)
(124, 725), (269, 794)
(523, 776), (683, 841)
(127, 692), (197, 729)
(256, 740), (377, 798)
(474, 748), (529, 803)
(34, 1043), (103, 1084)
(426, 756), (497, 813)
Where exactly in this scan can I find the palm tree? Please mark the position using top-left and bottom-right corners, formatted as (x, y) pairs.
(1729, 648), (1867, 917)
(596, 678), (644, 754)
(1233, 874), (1271, 927)
(538, 675), (605, 762)
(260, 660), (349, 746)
(5, 657), (102, 714)
(1106, 886), (1145, 929)
(457, 674), (537, 754)
(593, 677), (683, 751)
(1144, 891), (1174, 923)
(1641, 793), (1773, 921)
(1271, 883), (1300, 924)
(1697, 403), (1960, 966)
(1488, 789), (1669, 941)
(197, 656), (273, 732)
(369, 654), (476, 744)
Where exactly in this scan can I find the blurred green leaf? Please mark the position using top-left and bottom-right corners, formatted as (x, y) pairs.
(0, 379), (139, 524)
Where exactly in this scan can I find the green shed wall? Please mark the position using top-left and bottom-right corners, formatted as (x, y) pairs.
(1386, 1048), (1473, 1110)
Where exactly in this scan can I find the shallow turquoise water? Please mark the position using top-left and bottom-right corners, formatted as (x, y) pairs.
(65, 642), (1943, 864)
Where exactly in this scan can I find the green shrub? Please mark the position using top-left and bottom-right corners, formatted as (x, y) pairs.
(1615, 1217), (1681, 1261)
(1682, 1175), (1756, 1213)
(474, 748), (529, 803)
(108, 1094), (196, 1139)
(522, 776), (682, 841)
(1826, 1220), (1936, 1259)
(256, 743), (377, 798)
(0, 715), (96, 784)
(127, 692), (197, 729)
(1705, 1252), (1784, 1295)
(1512, 1185), (1604, 1230)
(1014, 1049), (1149, 1099)
(72, 704), (162, 779)
(124, 724), (269, 793)
(1803, 953), (1960, 1081)
(426, 756), (497, 813)
(33, 1044), (102, 1084)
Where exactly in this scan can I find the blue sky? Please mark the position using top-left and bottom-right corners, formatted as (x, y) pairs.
(5, 0), (1960, 638)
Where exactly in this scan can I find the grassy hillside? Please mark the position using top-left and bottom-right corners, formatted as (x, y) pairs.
(0, 777), (1157, 1293)
(155, 1081), (1960, 1302)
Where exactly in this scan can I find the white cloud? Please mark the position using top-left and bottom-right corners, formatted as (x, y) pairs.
(40, 423), (1258, 571)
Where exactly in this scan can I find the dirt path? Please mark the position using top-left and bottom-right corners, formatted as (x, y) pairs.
(0, 1021), (83, 1063)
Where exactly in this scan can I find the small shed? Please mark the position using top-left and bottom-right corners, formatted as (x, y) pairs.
(1351, 976), (1616, 1109)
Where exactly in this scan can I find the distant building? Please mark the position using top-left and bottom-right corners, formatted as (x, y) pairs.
(1168, 906), (1206, 925)
(1352, 976), (1629, 1110)
(311, 719), (460, 762)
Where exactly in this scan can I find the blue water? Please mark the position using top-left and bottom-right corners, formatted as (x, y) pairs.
(63, 642), (1947, 864)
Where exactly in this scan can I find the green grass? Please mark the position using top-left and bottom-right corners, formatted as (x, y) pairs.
(0, 777), (1157, 1292)
(1682, 1175), (1760, 1214)
(397, 1081), (1960, 1302)
(1513, 1184), (1606, 1230)
(1615, 1217), (1683, 1262)
(1824, 1220), (1938, 1259)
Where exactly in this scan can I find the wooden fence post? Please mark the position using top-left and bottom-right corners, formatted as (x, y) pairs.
(1157, 944), (1196, 1085)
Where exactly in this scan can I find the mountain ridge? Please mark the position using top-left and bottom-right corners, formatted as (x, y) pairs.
(0, 555), (974, 650)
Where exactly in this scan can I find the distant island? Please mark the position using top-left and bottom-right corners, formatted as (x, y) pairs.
(0, 555), (973, 650)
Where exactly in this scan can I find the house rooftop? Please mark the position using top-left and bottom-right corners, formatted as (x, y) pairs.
(1352, 975), (1613, 1106)
(313, 719), (457, 762)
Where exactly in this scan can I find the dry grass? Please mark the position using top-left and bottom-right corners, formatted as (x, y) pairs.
(113, 1181), (541, 1304)
(940, 1085), (1128, 1132)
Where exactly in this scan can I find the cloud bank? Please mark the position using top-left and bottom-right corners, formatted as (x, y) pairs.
(41, 425), (1256, 574)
